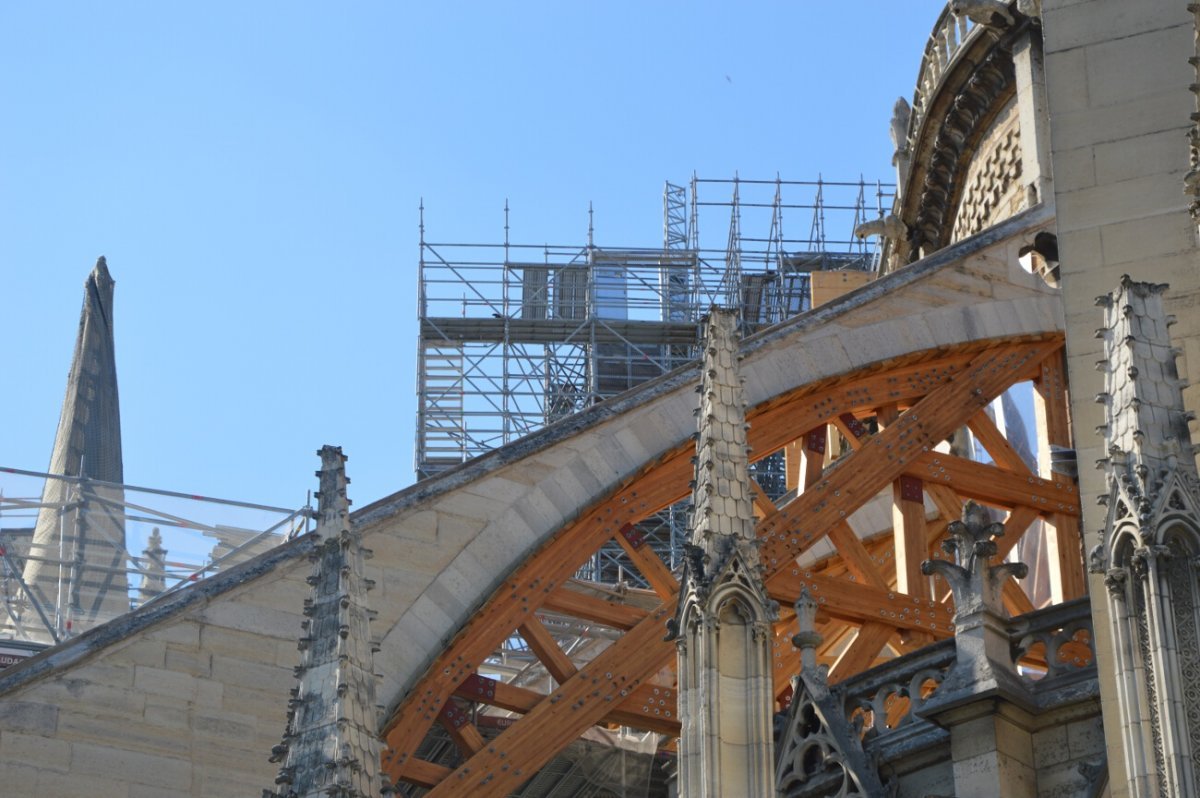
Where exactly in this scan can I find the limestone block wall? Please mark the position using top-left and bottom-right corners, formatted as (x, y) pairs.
(0, 541), (312, 797)
(1041, 2), (1200, 793)
(1043, 0), (1199, 533)
(1032, 713), (1106, 798)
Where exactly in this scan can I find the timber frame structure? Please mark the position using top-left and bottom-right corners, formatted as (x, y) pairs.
(372, 203), (1082, 795)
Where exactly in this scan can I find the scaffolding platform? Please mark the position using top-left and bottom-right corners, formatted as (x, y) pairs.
(416, 175), (895, 582)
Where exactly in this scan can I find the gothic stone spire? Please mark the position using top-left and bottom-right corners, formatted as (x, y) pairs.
(266, 446), (390, 798)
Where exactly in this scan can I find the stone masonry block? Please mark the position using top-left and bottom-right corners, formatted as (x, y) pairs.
(164, 645), (213, 677)
(209, 654), (289, 694)
(69, 740), (192, 789)
(433, 490), (498, 524)
(1048, 91), (1186, 153)
(1042, 0), (1189, 54)
(142, 703), (189, 731)
(57, 710), (190, 759)
(111, 640), (166, 668)
(1042, 47), (1088, 113)
(0, 763), (40, 795)
(1032, 723), (1071, 769)
(0, 729), (71, 771)
(396, 509), (438, 543)
(148, 619), (201, 649)
(42, 680), (147, 720)
(1056, 172), (1188, 234)
(190, 710), (258, 742)
(133, 665), (200, 701)
(1084, 25), (1192, 109)
(1066, 716), (1106, 758)
(0, 700), (59, 735)
(198, 599), (301, 638)
(38, 770), (132, 798)
(197, 624), (283, 665)
(1098, 211), (1195, 268)
(1094, 128), (1189, 188)
(1052, 145), (1096, 194)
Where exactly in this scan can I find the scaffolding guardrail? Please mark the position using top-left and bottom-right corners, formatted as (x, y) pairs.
(0, 465), (312, 645)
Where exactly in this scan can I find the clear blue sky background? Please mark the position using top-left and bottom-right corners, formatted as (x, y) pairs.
(2, 2), (944, 511)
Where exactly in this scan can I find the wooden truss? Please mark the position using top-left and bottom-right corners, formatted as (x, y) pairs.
(382, 335), (1081, 794)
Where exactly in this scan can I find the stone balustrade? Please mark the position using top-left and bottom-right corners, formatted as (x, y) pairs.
(907, 6), (981, 158)
(837, 597), (1095, 741)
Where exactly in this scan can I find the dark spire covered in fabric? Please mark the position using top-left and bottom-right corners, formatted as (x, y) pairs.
(22, 258), (128, 638)
(266, 446), (390, 798)
(44, 256), (124, 483)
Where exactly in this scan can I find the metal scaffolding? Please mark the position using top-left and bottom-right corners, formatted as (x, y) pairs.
(416, 175), (894, 582)
(0, 465), (311, 650)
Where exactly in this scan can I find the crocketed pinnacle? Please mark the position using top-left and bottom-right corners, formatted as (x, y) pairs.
(1096, 277), (1197, 482)
(265, 446), (390, 798)
(690, 308), (758, 562)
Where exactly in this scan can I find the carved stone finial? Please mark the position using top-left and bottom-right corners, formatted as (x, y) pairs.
(139, 527), (168, 603)
(791, 588), (823, 673)
(921, 501), (1028, 620)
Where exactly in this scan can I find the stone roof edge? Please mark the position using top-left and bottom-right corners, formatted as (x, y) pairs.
(354, 202), (1056, 530)
(0, 532), (318, 698)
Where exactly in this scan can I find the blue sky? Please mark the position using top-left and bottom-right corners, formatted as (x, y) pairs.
(2, 2), (944, 511)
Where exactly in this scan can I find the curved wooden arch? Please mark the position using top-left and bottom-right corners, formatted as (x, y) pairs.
(381, 333), (1081, 794)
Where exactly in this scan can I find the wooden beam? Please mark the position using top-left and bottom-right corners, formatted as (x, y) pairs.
(542, 587), (650, 631)
(758, 342), (1059, 573)
(744, 350), (976, 458)
(826, 521), (890, 590)
(381, 445), (692, 781)
(1034, 350), (1086, 601)
(518, 617), (577, 685)
(997, 506), (1041, 560)
(784, 440), (803, 493)
(830, 413), (868, 450)
(967, 410), (1033, 473)
(801, 427), (827, 489)
(893, 475), (929, 600)
(1003, 578), (1037, 615)
(768, 572), (955, 636)
(402, 759), (454, 789)
(613, 524), (678, 600)
(750, 478), (776, 520)
(828, 623), (895, 682)
(908, 452), (1080, 515)
(438, 701), (486, 756)
(425, 602), (677, 796)
(450, 674), (680, 736)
